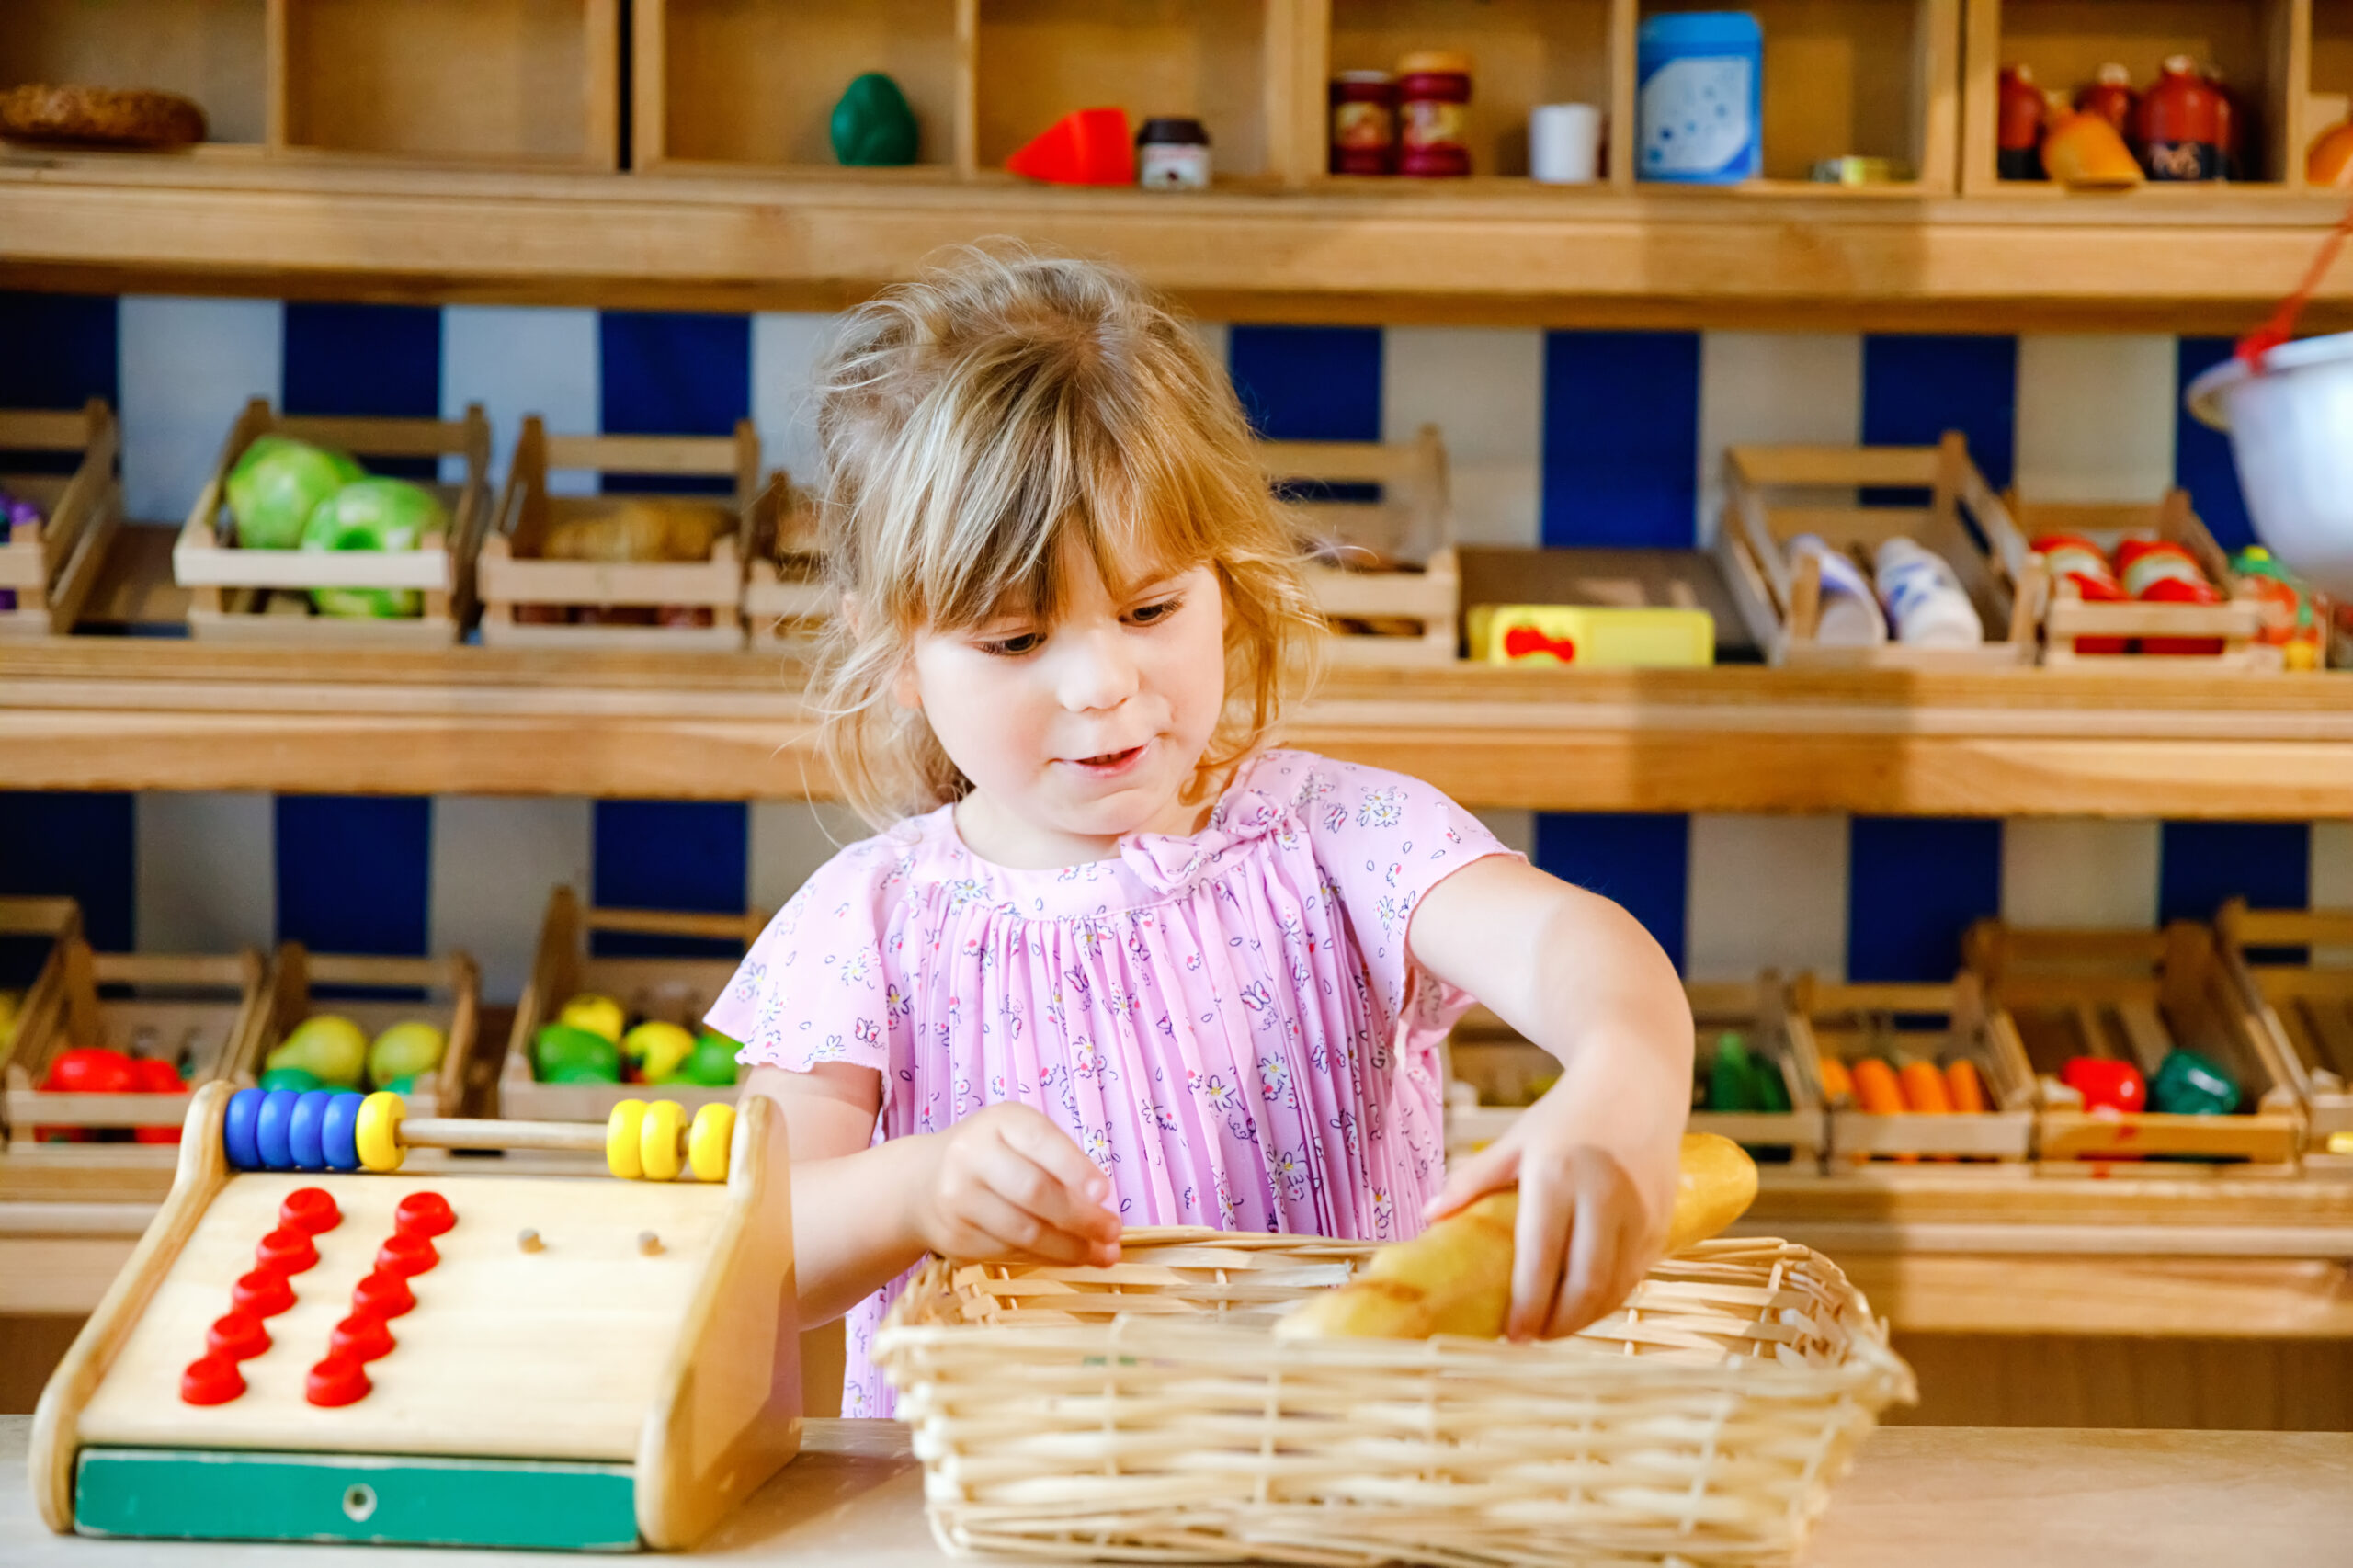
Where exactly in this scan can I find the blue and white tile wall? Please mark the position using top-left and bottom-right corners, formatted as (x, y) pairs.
(3, 290), (2349, 997)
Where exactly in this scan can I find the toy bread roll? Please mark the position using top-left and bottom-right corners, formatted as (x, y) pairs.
(1275, 1132), (1758, 1340)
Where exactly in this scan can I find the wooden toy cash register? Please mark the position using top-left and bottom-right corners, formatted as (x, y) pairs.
(31, 1083), (801, 1551)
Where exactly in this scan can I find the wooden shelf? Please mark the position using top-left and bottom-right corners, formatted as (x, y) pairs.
(5, 149), (2353, 327)
(9, 637), (2353, 815)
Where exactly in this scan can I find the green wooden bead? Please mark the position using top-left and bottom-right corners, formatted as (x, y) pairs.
(831, 72), (919, 166)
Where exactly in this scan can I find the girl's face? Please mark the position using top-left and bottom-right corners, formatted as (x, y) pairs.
(898, 547), (1228, 869)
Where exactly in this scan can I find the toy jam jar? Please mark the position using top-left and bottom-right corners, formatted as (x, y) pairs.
(1136, 118), (1211, 190)
(1329, 70), (1396, 175)
(1997, 63), (2046, 178)
(1395, 51), (1472, 176)
(2074, 63), (2136, 140)
(2139, 56), (2224, 180)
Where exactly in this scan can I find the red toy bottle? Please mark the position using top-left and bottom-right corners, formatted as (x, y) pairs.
(2074, 63), (2136, 143)
(2138, 57), (2224, 181)
(1997, 63), (2046, 180)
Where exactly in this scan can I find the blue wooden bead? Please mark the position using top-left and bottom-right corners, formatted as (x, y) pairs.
(255, 1089), (301, 1172)
(322, 1090), (364, 1173)
(288, 1090), (332, 1171)
(223, 1088), (265, 1171)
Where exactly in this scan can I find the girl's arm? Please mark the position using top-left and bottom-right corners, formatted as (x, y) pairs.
(1404, 855), (1694, 1341)
(745, 1062), (1121, 1327)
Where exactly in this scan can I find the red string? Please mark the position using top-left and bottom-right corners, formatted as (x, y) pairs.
(2236, 187), (2353, 371)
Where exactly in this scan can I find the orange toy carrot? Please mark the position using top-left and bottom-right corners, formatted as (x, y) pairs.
(1898, 1059), (1954, 1115)
(1850, 1057), (1905, 1114)
(1944, 1058), (1988, 1114)
(1816, 1055), (1855, 1106)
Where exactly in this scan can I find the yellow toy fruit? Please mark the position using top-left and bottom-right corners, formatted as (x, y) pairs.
(621, 1020), (696, 1084)
(558, 994), (626, 1044)
(1274, 1132), (1758, 1340)
(0, 991), (17, 1052)
(688, 1102), (735, 1183)
(268, 1015), (368, 1087)
(640, 1099), (686, 1182)
(607, 1098), (647, 1180)
(369, 1020), (447, 1089)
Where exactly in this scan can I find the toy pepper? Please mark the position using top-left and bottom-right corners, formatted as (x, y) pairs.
(2148, 1048), (2240, 1115)
(2061, 1056), (2146, 1114)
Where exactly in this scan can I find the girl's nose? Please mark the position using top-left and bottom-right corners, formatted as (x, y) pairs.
(1052, 624), (1140, 712)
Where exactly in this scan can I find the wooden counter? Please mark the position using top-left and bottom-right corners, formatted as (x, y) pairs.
(2, 1415), (2348, 1565)
(12, 637), (2353, 817)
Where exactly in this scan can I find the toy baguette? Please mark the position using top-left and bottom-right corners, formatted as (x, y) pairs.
(1274, 1132), (1758, 1340)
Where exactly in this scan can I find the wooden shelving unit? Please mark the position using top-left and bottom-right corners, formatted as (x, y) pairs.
(7, 638), (2353, 815)
(0, 0), (2347, 325)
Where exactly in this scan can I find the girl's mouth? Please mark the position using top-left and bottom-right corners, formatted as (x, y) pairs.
(1067, 744), (1148, 775)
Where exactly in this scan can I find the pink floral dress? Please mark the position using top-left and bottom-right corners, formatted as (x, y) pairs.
(706, 749), (1516, 1416)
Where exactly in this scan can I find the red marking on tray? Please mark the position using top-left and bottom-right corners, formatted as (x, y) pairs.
(280, 1187), (342, 1235)
(394, 1191), (455, 1240)
(1502, 625), (1577, 663)
(255, 1226), (319, 1276)
(180, 1355), (246, 1406)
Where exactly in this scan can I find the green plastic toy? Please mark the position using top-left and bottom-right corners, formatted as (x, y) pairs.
(2148, 1048), (2240, 1116)
(830, 72), (919, 166)
(533, 1021), (621, 1085)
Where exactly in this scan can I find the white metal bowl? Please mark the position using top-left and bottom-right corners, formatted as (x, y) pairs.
(2187, 332), (2353, 596)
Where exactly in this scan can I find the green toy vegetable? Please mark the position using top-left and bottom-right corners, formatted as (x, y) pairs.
(534, 1021), (621, 1084)
(301, 477), (444, 618)
(830, 72), (919, 166)
(227, 436), (363, 551)
(662, 1028), (743, 1088)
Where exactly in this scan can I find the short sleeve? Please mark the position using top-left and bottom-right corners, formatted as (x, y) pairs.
(1261, 751), (1521, 1028)
(704, 838), (904, 1077)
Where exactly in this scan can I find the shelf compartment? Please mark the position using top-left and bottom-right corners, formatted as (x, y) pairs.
(635, 0), (968, 173)
(0, 402), (122, 641)
(1324, 0), (1623, 183)
(497, 884), (762, 1123)
(1787, 972), (2037, 1163)
(1641, 0), (1961, 191)
(238, 943), (483, 1119)
(1962, 0), (2307, 194)
(2219, 900), (2353, 1146)
(978, 0), (1279, 180)
(0, 0), (268, 146)
(273, 0), (620, 167)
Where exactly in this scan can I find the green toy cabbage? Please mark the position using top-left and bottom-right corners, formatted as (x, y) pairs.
(226, 436), (364, 551)
(300, 477), (444, 618)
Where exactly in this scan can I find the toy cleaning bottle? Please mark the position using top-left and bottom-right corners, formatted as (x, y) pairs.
(1874, 537), (1984, 646)
(1786, 535), (1887, 643)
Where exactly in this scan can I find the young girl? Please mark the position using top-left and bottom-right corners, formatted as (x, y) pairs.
(706, 251), (1694, 1417)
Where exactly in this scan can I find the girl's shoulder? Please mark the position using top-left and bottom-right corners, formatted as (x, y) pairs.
(1244, 748), (1469, 831)
(768, 808), (957, 927)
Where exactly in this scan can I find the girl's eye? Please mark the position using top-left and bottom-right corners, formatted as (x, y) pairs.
(1128, 595), (1183, 626)
(980, 631), (1041, 656)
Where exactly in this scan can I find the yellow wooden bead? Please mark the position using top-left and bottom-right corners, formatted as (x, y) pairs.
(688, 1102), (735, 1184)
(607, 1098), (647, 1181)
(640, 1100), (685, 1183)
(355, 1091), (406, 1174)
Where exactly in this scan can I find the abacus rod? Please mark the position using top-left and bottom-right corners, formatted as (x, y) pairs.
(398, 1117), (608, 1155)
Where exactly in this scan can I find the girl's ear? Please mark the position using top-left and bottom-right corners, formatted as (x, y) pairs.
(891, 652), (923, 711)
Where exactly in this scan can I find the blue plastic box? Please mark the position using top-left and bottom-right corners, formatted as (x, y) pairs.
(1636, 12), (1763, 183)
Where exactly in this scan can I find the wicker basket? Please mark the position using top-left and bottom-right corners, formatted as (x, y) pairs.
(876, 1230), (1914, 1567)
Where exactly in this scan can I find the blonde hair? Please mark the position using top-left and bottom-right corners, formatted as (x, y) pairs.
(809, 248), (1323, 828)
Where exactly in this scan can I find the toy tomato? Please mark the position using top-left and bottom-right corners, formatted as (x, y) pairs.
(2061, 1056), (2146, 1114)
(41, 1046), (137, 1095)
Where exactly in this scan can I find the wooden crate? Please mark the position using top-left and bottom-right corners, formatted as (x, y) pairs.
(236, 943), (482, 1118)
(2217, 900), (2353, 1150)
(1785, 972), (2037, 1163)
(2014, 492), (2268, 670)
(499, 885), (767, 1122)
(1716, 433), (2043, 669)
(1961, 0), (2308, 192)
(0, 897), (84, 1066)
(275, 0), (621, 167)
(2, 939), (267, 1156)
(742, 472), (827, 647)
(172, 400), (492, 646)
(1279, 425), (1458, 667)
(0, 402), (122, 639)
(1446, 979), (1825, 1163)
(479, 416), (774, 649)
(1964, 920), (2304, 1166)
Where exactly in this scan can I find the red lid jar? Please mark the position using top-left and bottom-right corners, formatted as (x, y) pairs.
(1997, 63), (2046, 179)
(2138, 56), (2224, 181)
(1395, 51), (1472, 177)
(1329, 71), (1395, 176)
(2074, 63), (2136, 140)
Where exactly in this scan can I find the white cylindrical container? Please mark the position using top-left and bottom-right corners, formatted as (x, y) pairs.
(2187, 331), (2353, 597)
(1874, 537), (1984, 646)
(1530, 103), (1603, 184)
(1786, 534), (1886, 643)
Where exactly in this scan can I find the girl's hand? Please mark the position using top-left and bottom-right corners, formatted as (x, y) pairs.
(1425, 1068), (1681, 1341)
(910, 1103), (1122, 1267)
